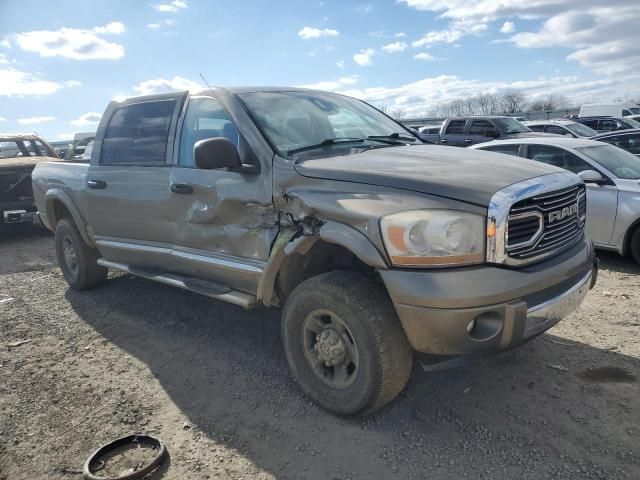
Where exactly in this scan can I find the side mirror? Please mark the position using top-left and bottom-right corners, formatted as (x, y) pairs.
(578, 169), (604, 184)
(485, 129), (500, 138)
(195, 137), (242, 171)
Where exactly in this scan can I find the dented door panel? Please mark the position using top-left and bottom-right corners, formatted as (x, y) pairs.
(169, 167), (277, 294)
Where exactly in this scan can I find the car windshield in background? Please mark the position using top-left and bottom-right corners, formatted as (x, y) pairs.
(238, 91), (416, 158)
(624, 117), (640, 128)
(565, 122), (597, 137)
(493, 118), (531, 134)
(576, 145), (640, 179)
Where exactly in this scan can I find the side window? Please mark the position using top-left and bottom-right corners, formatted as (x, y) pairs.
(469, 120), (494, 135)
(482, 144), (520, 156)
(599, 119), (617, 131)
(526, 145), (592, 174)
(601, 134), (640, 155)
(547, 125), (570, 136)
(582, 119), (598, 129)
(101, 100), (176, 166)
(445, 120), (466, 135)
(179, 97), (240, 167)
(528, 125), (545, 132)
(623, 109), (632, 116)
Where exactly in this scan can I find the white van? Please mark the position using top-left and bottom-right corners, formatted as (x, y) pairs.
(579, 102), (640, 118)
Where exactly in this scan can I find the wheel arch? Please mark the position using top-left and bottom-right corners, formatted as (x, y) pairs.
(622, 216), (640, 256)
(45, 189), (93, 246)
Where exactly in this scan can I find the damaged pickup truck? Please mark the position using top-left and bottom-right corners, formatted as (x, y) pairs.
(32, 88), (597, 415)
(1, 135), (59, 226)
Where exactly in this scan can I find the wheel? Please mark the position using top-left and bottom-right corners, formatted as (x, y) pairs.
(55, 218), (108, 290)
(631, 227), (640, 265)
(282, 271), (413, 416)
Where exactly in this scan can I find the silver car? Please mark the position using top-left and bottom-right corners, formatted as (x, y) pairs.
(471, 137), (640, 263)
(523, 119), (598, 138)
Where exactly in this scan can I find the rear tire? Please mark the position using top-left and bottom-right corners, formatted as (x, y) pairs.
(282, 271), (413, 416)
(55, 218), (107, 290)
(630, 227), (640, 265)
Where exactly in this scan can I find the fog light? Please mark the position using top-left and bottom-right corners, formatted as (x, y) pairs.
(466, 318), (476, 334)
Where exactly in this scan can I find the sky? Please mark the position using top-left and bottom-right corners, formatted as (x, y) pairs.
(1, 0), (639, 142)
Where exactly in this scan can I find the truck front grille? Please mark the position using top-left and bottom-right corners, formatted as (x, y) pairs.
(507, 184), (586, 261)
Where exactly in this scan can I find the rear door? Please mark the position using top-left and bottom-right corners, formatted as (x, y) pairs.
(466, 119), (495, 146)
(440, 120), (467, 146)
(86, 92), (187, 268)
(525, 144), (618, 245)
(168, 95), (277, 294)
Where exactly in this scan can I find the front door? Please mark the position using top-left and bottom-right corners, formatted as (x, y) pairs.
(86, 93), (186, 268)
(169, 96), (278, 294)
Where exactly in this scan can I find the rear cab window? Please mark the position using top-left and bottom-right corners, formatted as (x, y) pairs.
(101, 100), (176, 165)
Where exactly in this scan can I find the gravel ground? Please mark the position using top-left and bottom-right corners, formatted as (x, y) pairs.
(1, 224), (638, 480)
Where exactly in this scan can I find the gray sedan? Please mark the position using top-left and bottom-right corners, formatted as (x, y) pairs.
(471, 137), (640, 263)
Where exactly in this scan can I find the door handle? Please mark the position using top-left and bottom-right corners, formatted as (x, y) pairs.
(170, 183), (194, 195)
(465, 138), (473, 143)
(440, 139), (448, 144)
(87, 180), (107, 189)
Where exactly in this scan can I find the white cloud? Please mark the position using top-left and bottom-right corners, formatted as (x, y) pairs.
(15, 22), (125, 60)
(133, 75), (202, 95)
(382, 41), (408, 53)
(353, 48), (375, 66)
(299, 75), (359, 91)
(500, 21), (515, 33)
(414, 52), (435, 61)
(0, 116), (6, 122)
(0, 68), (79, 96)
(153, 0), (187, 13)
(298, 26), (339, 40)
(70, 112), (102, 126)
(0, 53), (8, 64)
(395, 32), (407, 38)
(147, 23), (161, 29)
(356, 3), (373, 14)
(400, 1), (640, 79)
(412, 21), (487, 48)
(336, 59), (345, 68)
(0, 39), (10, 48)
(18, 116), (56, 125)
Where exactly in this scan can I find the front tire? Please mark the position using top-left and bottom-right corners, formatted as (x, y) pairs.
(55, 218), (107, 290)
(630, 227), (640, 265)
(282, 271), (413, 416)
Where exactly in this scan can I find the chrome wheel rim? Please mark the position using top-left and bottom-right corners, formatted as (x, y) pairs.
(62, 235), (78, 274)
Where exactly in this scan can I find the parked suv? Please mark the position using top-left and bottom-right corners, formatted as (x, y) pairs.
(472, 137), (640, 263)
(438, 116), (555, 147)
(32, 88), (596, 415)
(574, 116), (640, 133)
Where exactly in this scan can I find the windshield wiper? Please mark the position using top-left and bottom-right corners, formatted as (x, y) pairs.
(368, 132), (417, 142)
(287, 137), (365, 155)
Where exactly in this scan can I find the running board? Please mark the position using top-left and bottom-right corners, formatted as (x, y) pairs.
(97, 259), (258, 309)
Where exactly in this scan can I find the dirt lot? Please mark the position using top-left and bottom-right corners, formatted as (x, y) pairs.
(1, 225), (638, 480)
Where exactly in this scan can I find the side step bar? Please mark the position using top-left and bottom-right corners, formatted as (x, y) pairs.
(96, 259), (258, 309)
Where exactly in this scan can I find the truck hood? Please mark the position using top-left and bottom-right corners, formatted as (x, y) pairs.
(294, 145), (564, 206)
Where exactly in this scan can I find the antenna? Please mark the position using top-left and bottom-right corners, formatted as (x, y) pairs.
(199, 73), (213, 91)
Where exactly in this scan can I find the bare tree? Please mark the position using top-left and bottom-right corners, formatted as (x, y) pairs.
(500, 89), (528, 114)
(391, 108), (407, 121)
(528, 94), (570, 112)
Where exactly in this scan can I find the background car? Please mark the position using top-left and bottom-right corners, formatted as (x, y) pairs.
(471, 137), (640, 264)
(63, 135), (95, 161)
(524, 119), (597, 138)
(437, 116), (556, 147)
(579, 102), (640, 118)
(573, 116), (640, 133)
(591, 129), (640, 157)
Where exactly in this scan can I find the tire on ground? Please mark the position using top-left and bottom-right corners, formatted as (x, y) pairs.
(282, 270), (413, 416)
(630, 226), (640, 265)
(55, 218), (107, 290)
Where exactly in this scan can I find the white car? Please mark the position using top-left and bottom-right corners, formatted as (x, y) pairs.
(523, 120), (597, 138)
(471, 137), (640, 263)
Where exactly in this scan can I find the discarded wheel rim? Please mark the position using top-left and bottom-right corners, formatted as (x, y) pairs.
(83, 434), (167, 480)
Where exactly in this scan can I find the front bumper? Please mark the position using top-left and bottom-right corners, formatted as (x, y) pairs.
(2, 208), (36, 224)
(380, 240), (596, 355)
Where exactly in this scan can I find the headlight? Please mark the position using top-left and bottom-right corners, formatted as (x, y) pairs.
(380, 210), (485, 267)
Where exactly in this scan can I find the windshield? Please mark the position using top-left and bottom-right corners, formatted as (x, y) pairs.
(624, 117), (640, 128)
(238, 91), (417, 157)
(629, 107), (640, 115)
(576, 145), (640, 179)
(565, 122), (598, 137)
(493, 118), (531, 134)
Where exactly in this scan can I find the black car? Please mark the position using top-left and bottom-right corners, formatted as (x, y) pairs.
(574, 116), (640, 133)
(591, 128), (640, 157)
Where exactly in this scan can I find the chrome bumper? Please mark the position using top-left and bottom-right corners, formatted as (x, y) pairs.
(524, 269), (592, 338)
(2, 209), (35, 224)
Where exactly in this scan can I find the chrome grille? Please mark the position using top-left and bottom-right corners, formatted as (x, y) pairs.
(507, 184), (586, 261)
